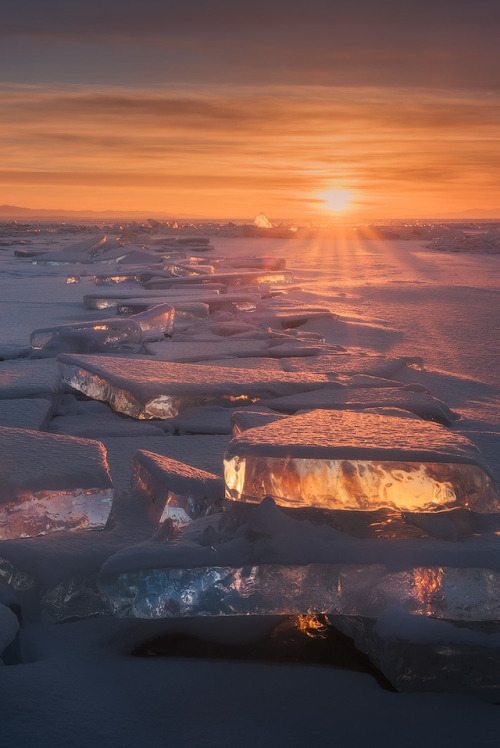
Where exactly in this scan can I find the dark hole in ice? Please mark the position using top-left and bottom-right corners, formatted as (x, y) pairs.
(130, 615), (396, 692)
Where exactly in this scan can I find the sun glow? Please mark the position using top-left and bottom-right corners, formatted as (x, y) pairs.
(317, 189), (353, 213)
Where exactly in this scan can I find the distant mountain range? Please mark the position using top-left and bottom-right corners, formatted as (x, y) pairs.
(0, 204), (170, 220)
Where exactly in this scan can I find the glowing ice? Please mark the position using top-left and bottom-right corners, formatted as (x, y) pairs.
(132, 450), (224, 525)
(0, 426), (113, 539)
(57, 354), (331, 419)
(224, 410), (499, 513)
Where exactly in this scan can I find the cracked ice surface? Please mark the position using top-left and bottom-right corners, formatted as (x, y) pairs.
(57, 354), (332, 419)
(224, 410), (499, 513)
(0, 426), (113, 539)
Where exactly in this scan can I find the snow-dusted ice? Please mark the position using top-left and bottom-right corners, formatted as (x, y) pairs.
(57, 353), (334, 418)
(224, 409), (499, 513)
(0, 426), (113, 539)
(131, 449), (224, 525)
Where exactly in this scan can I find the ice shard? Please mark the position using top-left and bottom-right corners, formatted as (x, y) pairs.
(224, 410), (500, 513)
(57, 354), (332, 419)
(132, 450), (224, 525)
(0, 426), (113, 539)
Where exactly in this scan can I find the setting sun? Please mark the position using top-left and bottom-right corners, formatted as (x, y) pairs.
(317, 189), (353, 213)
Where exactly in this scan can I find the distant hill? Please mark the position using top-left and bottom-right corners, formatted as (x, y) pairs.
(0, 204), (170, 220)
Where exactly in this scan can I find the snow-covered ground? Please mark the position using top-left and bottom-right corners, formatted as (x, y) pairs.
(0, 226), (499, 746)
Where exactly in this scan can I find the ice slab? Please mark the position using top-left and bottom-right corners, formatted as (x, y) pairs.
(144, 269), (293, 290)
(84, 290), (258, 312)
(224, 410), (499, 513)
(0, 426), (113, 539)
(128, 303), (175, 338)
(142, 339), (269, 363)
(99, 562), (500, 620)
(279, 353), (420, 378)
(118, 300), (208, 320)
(262, 387), (456, 425)
(0, 398), (52, 430)
(57, 354), (332, 419)
(99, 501), (500, 620)
(132, 450), (224, 525)
(31, 318), (144, 355)
(0, 360), (62, 401)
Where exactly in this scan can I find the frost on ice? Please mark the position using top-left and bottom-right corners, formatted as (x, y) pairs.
(0, 426), (113, 539)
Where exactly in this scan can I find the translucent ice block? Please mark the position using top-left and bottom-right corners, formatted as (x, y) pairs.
(224, 410), (499, 513)
(132, 450), (224, 525)
(0, 487), (113, 539)
(99, 562), (500, 621)
(130, 303), (175, 338)
(57, 354), (331, 419)
(31, 318), (143, 354)
(0, 426), (113, 539)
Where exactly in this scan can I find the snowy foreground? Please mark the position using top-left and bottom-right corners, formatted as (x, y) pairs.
(0, 224), (499, 746)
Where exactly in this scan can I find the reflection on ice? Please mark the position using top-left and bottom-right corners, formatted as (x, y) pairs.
(224, 456), (499, 513)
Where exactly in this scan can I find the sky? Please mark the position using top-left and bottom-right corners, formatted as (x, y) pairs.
(1, 0), (499, 219)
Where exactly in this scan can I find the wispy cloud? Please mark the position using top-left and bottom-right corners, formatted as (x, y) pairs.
(1, 84), (499, 215)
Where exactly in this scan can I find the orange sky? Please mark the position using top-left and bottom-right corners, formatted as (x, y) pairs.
(1, 1), (499, 219)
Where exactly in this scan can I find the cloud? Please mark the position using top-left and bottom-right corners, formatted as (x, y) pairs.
(1, 83), (499, 214)
(1, 1), (499, 90)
